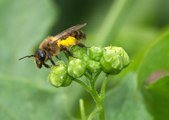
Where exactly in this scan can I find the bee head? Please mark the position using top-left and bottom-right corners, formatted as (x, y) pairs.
(35, 49), (47, 68)
(18, 49), (47, 69)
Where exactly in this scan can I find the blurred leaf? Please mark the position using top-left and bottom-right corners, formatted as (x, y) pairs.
(0, 0), (78, 120)
(1, 0), (169, 119)
(104, 73), (152, 120)
(126, 0), (169, 28)
(0, 75), (75, 120)
(95, 0), (136, 46)
(143, 75), (169, 120)
(136, 29), (169, 120)
(0, 0), (57, 86)
(137, 29), (169, 86)
(112, 25), (158, 56)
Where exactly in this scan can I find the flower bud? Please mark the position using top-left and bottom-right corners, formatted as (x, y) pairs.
(122, 50), (130, 67)
(62, 75), (73, 87)
(82, 55), (91, 63)
(68, 58), (86, 78)
(88, 46), (103, 61)
(71, 46), (91, 63)
(100, 46), (130, 74)
(87, 60), (102, 73)
(48, 61), (72, 87)
(71, 46), (88, 59)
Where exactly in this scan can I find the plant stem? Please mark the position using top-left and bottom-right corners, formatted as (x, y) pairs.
(79, 99), (86, 120)
(73, 79), (91, 93)
(97, 102), (104, 120)
(88, 74), (107, 120)
(93, 71), (101, 83)
(87, 108), (99, 120)
(84, 73), (92, 80)
(100, 75), (109, 99)
(73, 74), (109, 120)
(73, 79), (99, 103)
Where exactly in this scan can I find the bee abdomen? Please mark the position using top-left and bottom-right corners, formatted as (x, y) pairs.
(71, 30), (86, 40)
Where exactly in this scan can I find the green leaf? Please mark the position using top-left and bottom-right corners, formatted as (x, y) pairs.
(136, 29), (169, 120)
(0, 75), (75, 120)
(0, 0), (78, 120)
(143, 75), (169, 120)
(137, 29), (169, 86)
(0, 0), (57, 85)
(104, 73), (152, 120)
(95, 0), (136, 46)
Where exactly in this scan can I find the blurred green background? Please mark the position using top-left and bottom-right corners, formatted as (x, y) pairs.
(1, 0), (169, 120)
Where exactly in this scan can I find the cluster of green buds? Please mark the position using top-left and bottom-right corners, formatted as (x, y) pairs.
(48, 45), (130, 87)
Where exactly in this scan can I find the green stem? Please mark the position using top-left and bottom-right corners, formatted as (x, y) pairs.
(84, 73), (92, 80)
(73, 79), (99, 103)
(73, 74), (108, 120)
(100, 75), (109, 100)
(93, 71), (101, 83)
(87, 108), (99, 120)
(89, 74), (106, 120)
(73, 79), (91, 93)
(84, 73), (93, 86)
(96, 75), (109, 120)
(97, 103), (104, 120)
(79, 99), (86, 120)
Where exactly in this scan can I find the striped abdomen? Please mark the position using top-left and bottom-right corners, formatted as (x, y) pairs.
(61, 30), (86, 40)
(71, 30), (86, 40)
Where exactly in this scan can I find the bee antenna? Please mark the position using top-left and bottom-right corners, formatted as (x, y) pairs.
(18, 55), (35, 60)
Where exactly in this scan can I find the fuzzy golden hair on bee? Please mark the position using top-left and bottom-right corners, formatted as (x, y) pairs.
(19, 23), (87, 68)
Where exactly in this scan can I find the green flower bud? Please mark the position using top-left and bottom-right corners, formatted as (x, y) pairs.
(87, 60), (102, 73)
(88, 46), (103, 61)
(48, 61), (72, 87)
(62, 75), (73, 87)
(122, 50), (130, 67)
(71, 46), (88, 59)
(82, 55), (91, 63)
(68, 58), (86, 78)
(71, 46), (91, 63)
(100, 46), (130, 74)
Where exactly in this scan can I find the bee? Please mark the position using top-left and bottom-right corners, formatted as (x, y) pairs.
(19, 23), (87, 68)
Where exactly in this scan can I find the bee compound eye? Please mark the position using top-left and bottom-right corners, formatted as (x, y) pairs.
(40, 52), (46, 61)
(37, 49), (46, 61)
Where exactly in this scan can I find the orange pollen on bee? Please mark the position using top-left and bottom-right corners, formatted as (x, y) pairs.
(57, 36), (77, 48)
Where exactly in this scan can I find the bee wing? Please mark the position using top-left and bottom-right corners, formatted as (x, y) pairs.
(52, 23), (87, 43)
(67, 23), (87, 31)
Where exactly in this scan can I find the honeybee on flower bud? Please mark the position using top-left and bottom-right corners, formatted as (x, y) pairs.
(19, 23), (87, 68)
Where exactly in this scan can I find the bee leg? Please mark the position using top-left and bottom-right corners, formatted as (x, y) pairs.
(60, 45), (73, 56)
(76, 43), (90, 49)
(55, 56), (61, 60)
(66, 50), (73, 56)
(43, 63), (51, 68)
(77, 43), (87, 48)
(49, 58), (56, 66)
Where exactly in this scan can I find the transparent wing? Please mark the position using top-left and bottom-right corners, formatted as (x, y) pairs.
(52, 23), (87, 42)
